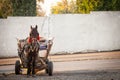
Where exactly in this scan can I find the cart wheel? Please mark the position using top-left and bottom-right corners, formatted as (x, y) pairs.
(48, 61), (53, 76)
(15, 60), (21, 75)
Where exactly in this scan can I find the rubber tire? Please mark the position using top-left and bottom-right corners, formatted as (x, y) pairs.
(48, 61), (53, 76)
(15, 60), (21, 75)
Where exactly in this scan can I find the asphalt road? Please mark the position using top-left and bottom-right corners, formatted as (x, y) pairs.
(0, 51), (120, 80)
(0, 59), (120, 73)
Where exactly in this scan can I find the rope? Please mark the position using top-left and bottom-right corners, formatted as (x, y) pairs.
(40, 17), (47, 35)
(40, 16), (51, 38)
(47, 17), (50, 38)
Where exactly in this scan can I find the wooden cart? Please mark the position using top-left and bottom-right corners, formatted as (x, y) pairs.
(15, 38), (53, 76)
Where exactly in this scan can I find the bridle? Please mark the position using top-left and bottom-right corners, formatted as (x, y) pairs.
(28, 37), (39, 53)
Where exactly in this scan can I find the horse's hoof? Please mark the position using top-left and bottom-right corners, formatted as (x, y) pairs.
(32, 74), (36, 77)
(27, 75), (30, 78)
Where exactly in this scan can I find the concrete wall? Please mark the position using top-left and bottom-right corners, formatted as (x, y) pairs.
(0, 11), (120, 57)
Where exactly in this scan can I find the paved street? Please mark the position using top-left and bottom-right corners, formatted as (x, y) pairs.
(0, 51), (120, 80)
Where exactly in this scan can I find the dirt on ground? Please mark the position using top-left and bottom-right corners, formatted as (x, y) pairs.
(0, 51), (120, 80)
(0, 51), (120, 65)
(0, 71), (120, 80)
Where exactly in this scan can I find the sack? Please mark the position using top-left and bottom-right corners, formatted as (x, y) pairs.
(40, 44), (47, 50)
(39, 40), (48, 50)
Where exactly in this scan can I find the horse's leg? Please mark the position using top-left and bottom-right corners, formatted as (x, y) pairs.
(27, 55), (32, 76)
(32, 55), (36, 75)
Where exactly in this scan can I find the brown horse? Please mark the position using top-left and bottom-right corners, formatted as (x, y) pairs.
(26, 25), (40, 77)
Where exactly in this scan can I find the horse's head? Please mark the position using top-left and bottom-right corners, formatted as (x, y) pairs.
(29, 25), (40, 44)
(30, 25), (39, 39)
(28, 25), (40, 53)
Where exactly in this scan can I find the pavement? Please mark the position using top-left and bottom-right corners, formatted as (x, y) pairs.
(0, 51), (120, 65)
(0, 51), (120, 80)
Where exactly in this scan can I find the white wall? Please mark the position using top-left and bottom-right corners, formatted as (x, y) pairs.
(0, 11), (120, 57)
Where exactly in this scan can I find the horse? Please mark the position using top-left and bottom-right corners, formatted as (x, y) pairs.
(16, 25), (53, 76)
(26, 25), (40, 77)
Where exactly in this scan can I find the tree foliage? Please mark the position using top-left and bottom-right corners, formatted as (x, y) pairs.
(0, 0), (46, 18)
(51, 0), (76, 14)
(76, 0), (101, 13)
(11, 0), (36, 16)
(36, 0), (46, 16)
(51, 0), (120, 14)
(94, 0), (120, 11)
(0, 0), (13, 18)
(76, 0), (120, 13)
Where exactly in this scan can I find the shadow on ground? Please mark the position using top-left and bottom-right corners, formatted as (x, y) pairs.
(0, 70), (120, 80)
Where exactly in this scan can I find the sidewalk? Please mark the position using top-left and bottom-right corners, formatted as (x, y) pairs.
(0, 51), (120, 66)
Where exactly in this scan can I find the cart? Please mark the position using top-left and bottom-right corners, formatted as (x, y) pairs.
(15, 38), (53, 76)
